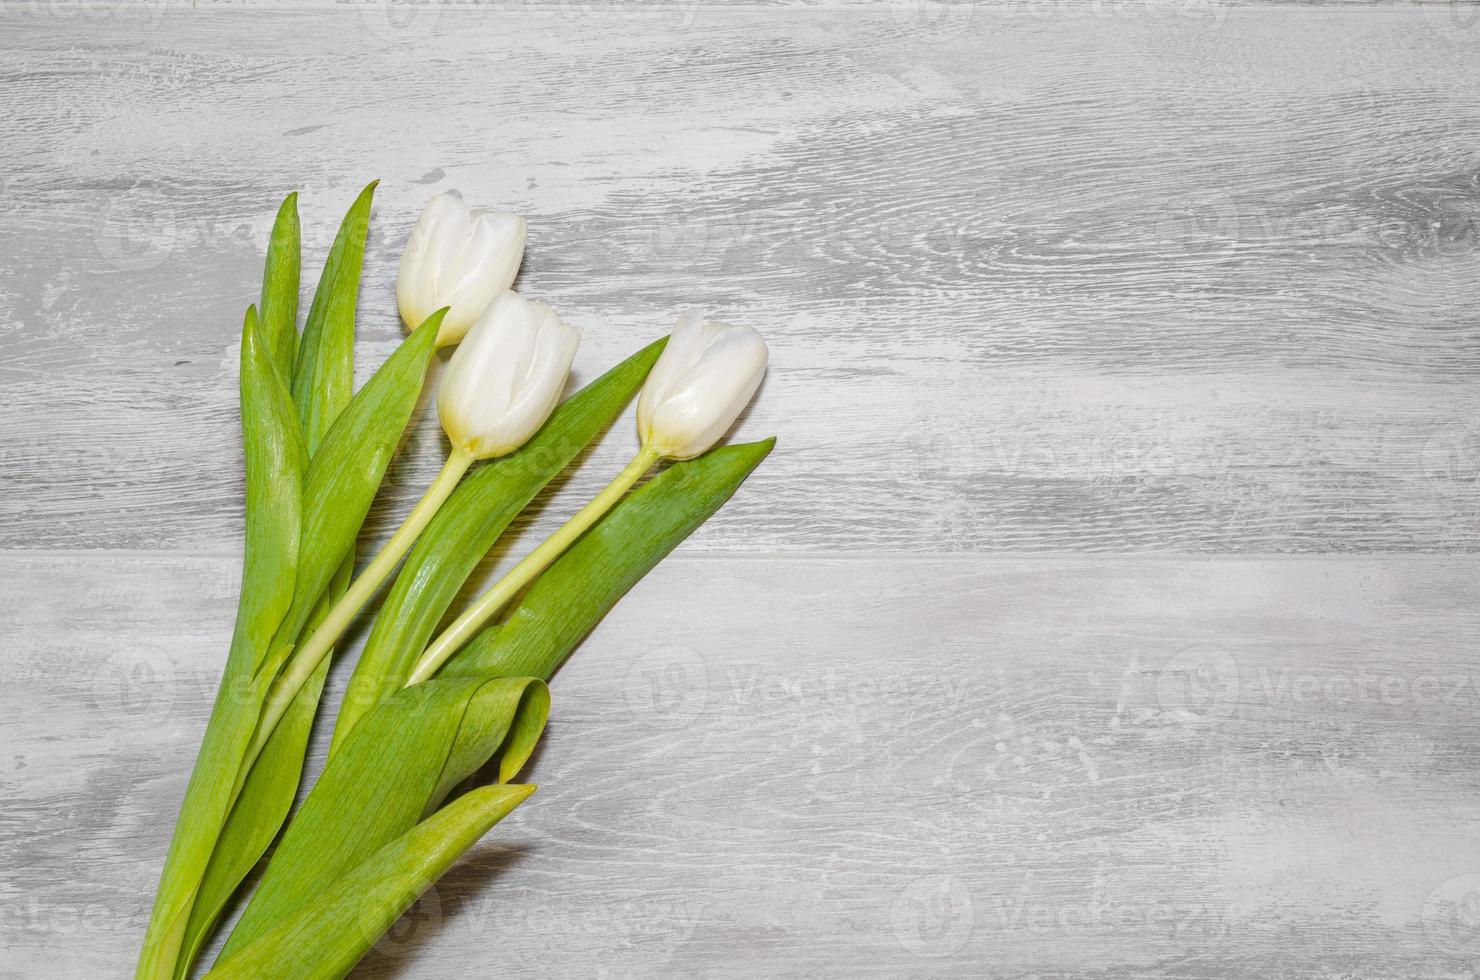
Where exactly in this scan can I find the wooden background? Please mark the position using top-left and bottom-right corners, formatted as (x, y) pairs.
(4, 2), (1480, 976)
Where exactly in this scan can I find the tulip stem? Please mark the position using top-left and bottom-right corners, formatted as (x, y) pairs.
(406, 445), (662, 686)
(234, 447), (474, 797)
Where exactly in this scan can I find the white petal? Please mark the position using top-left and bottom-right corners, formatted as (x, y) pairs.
(638, 315), (767, 459)
(438, 293), (576, 459)
(417, 193), (472, 288)
(637, 309), (709, 445)
(436, 213), (527, 345)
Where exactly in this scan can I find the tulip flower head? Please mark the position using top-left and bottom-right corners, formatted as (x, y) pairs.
(637, 311), (768, 461)
(409, 310), (769, 687)
(397, 192), (527, 347)
(438, 292), (580, 460)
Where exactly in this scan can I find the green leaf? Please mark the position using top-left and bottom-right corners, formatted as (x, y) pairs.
(263, 310), (443, 673)
(174, 301), (442, 972)
(135, 312), (304, 980)
(204, 433), (771, 976)
(203, 784), (534, 980)
(258, 193), (300, 382)
(168, 187), (375, 972)
(293, 180), (376, 455)
(330, 336), (667, 751)
(173, 558), (350, 978)
(232, 307), (307, 663)
(218, 676), (548, 962)
(446, 438), (775, 682)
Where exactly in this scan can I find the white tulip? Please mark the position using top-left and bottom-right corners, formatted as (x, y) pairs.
(397, 192), (527, 347)
(438, 292), (580, 460)
(408, 311), (772, 685)
(637, 311), (768, 460)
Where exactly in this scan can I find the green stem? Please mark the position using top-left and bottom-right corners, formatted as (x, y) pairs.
(233, 447), (473, 797)
(405, 445), (661, 686)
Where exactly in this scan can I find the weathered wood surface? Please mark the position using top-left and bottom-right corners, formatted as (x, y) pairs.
(5, 552), (1480, 978)
(4, 3), (1480, 979)
(4, 6), (1480, 553)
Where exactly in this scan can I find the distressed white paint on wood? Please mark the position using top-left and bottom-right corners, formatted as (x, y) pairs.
(3, 7), (1480, 552)
(4, 552), (1480, 976)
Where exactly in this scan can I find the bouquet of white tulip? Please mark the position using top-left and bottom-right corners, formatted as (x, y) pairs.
(134, 184), (773, 980)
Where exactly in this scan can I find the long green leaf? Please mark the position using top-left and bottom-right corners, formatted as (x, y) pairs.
(218, 675), (548, 961)
(330, 336), (667, 751)
(173, 186), (380, 974)
(135, 311), (304, 980)
(205, 436), (773, 975)
(447, 438), (775, 682)
(257, 193), (299, 382)
(174, 559), (348, 977)
(293, 180), (376, 455)
(204, 785), (535, 980)
(180, 311), (443, 970)
(262, 310), (443, 674)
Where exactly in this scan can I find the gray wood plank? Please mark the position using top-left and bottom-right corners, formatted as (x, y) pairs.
(5, 551), (1479, 977)
(5, 5), (1480, 978)
(2, 6), (1480, 553)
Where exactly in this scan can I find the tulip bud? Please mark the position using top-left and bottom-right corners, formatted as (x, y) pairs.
(637, 311), (768, 461)
(438, 292), (580, 460)
(397, 192), (527, 347)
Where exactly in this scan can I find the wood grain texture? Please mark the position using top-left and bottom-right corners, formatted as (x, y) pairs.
(4, 4), (1480, 979)
(4, 551), (1480, 977)
(3, 6), (1480, 553)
